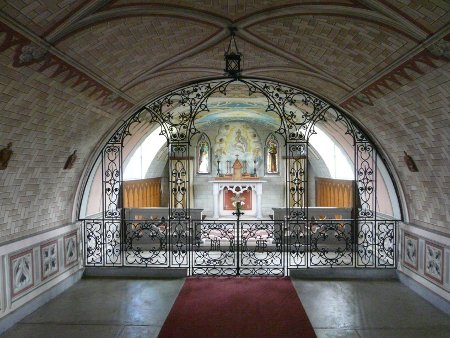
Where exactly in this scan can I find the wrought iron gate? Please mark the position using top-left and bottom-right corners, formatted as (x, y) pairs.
(80, 77), (400, 276)
(191, 219), (284, 276)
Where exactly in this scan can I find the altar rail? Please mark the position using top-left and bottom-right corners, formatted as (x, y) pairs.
(272, 207), (353, 221)
(124, 208), (204, 221)
(82, 218), (397, 275)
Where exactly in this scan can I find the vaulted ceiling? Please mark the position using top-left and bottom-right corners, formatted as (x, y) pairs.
(0, 1), (449, 241)
(1, 0), (448, 109)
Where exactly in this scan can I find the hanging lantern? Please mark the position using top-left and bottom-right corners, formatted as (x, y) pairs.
(224, 29), (242, 78)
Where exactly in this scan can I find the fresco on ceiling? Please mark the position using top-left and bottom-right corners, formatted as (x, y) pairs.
(213, 123), (263, 170)
(195, 100), (280, 129)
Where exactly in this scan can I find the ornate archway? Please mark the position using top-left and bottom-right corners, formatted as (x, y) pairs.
(81, 77), (400, 276)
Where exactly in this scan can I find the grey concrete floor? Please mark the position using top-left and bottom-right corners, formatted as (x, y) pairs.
(292, 279), (450, 338)
(1, 277), (449, 338)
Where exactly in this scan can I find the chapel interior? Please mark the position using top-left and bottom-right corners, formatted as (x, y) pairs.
(0, 1), (449, 337)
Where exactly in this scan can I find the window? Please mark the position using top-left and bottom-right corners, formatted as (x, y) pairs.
(123, 126), (166, 180)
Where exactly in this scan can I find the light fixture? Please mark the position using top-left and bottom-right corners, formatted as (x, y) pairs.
(224, 28), (242, 78)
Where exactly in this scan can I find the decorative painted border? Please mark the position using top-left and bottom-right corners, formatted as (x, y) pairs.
(64, 231), (78, 268)
(402, 232), (418, 271)
(40, 240), (59, 281)
(424, 241), (444, 285)
(0, 222), (81, 325)
(10, 249), (34, 298)
(0, 22), (133, 111)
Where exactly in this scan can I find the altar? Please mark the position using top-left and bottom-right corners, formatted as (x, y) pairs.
(210, 180), (266, 219)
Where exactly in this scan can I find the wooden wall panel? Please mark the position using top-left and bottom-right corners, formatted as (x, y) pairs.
(316, 177), (353, 208)
(123, 178), (161, 208)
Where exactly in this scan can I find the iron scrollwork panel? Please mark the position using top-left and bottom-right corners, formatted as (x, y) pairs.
(84, 220), (103, 266)
(251, 80), (328, 141)
(104, 221), (122, 265)
(287, 220), (307, 267)
(356, 142), (376, 219)
(356, 219), (375, 267)
(192, 221), (237, 276)
(84, 219), (121, 266)
(147, 81), (223, 143)
(169, 219), (189, 267)
(124, 219), (168, 266)
(376, 220), (396, 267)
(168, 143), (190, 266)
(103, 145), (121, 219)
(309, 220), (353, 267)
(287, 143), (307, 219)
(169, 143), (189, 220)
(240, 221), (284, 276)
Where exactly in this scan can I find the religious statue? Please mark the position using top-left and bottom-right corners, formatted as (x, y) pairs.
(198, 141), (209, 173)
(267, 141), (278, 173)
(64, 150), (77, 170)
(0, 142), (13, 170)
(403, 151), (418, 172)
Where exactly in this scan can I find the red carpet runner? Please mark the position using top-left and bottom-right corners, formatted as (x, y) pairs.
(158, 277), (316, 338)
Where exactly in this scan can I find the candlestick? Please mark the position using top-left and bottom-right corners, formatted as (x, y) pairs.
(226, 160), (231, 174)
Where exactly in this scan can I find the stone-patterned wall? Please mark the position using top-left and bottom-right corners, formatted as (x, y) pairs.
(0, 222), (82, 318)
(399, 223), (450, 302)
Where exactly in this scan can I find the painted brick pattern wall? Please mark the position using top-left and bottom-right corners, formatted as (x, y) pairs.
(57, 16), (216, 88)
(350, 62), (450, 231)
(0, 0), (83, 36)
(248, 15), (416, 87)
(0, 50), (120, 243)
